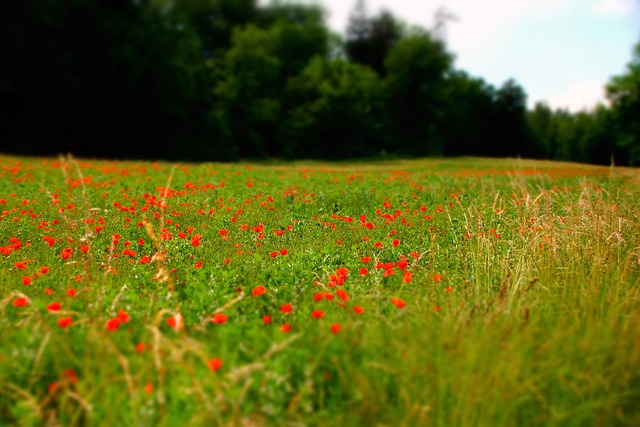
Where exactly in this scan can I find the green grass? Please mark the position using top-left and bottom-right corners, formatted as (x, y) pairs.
(0, 155), (639, 426)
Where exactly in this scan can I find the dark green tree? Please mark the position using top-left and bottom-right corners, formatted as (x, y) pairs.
(158, 0), (257, 57)
(256, 3), (330, 87)
(578, 106), (617, 165)
(384, 32), (453, 156)
(212, 4), (330, 159)
(535, 106), (617, 166)
(345, 1), (402, 77)
(440, 72), (498, 157)
(0, 0), (221, 160)
(344, 0), (370, 65)
(607, 41), (640, 165)
(527, 102), (558, 159)
(280, 57), (388, 159)
(213, 25), (281, 159)
(491, 79), (541, 158)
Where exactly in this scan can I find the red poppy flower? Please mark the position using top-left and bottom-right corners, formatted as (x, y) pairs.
(360, 267), (368, 276)
(47, 302), (61, 311)
(402, 271), (413, 283)
(280, 304), (292, 314)
(312, 309), (325, 319)
(66, 288), (77, 297)
(58, 317), (73, 328)
(353, 305), (364, 314)
(330, 324), (341, 334)
(13, 297), (28, 307)
(280, 323), (291, 333)
(117, 308), (130, 323)
(262, 315), (271, 324)
(391, 298), (406, 309)
(22, 276), (32, 285)
(252, 286), (266, 297)
(61, 369), (78, 384)
(212, 313), (228, 324)
(207, 358), (223, 372)
(166, 314), (183, 331)
(61, 248), (72, 260)
(14, 261), (27, 269)
(106, 317), (121, 331)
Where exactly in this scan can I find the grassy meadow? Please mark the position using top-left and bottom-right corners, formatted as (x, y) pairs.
(0, 155), (639, 426)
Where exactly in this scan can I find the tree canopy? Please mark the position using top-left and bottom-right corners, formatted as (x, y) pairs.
(0, 0), (638, 165)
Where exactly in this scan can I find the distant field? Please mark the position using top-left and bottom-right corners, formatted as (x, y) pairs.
(1, 155), (639, 426)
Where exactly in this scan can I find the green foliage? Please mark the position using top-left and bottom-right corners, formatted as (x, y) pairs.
(385, 33), (453, 155)
(158, 0), (258, 56)
(606, 42), (640, 165)
(345, 2), (403, 77)
(529, 105), (619, 166)
(528, 102), (558, 158)
(213, 24), (282, 158)
(1, 0), (218, 160)
(256, 2), (330, 81)
(1, 0), (639, 166)
(441, 73), (520, 157)
(211, 6), (330, 159)
(281, 58), (388, 159)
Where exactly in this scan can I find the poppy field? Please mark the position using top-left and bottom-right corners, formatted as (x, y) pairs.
(1, 155), (639, 426)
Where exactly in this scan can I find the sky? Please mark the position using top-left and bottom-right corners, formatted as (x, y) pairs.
(261, 0), (640, 112)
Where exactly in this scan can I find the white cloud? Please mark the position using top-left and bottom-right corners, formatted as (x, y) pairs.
(590, 0), (636, 16)
(443, 0), (583, 54)
(543, 80), (607, 111)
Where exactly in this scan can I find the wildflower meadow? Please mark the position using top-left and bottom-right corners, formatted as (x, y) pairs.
(1, 155), (639, 426)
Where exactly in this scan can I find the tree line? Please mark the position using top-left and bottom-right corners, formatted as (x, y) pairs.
(1, 0), (638, 165)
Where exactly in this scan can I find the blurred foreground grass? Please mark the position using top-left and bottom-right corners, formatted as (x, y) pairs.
(0, 155), (639, 426)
